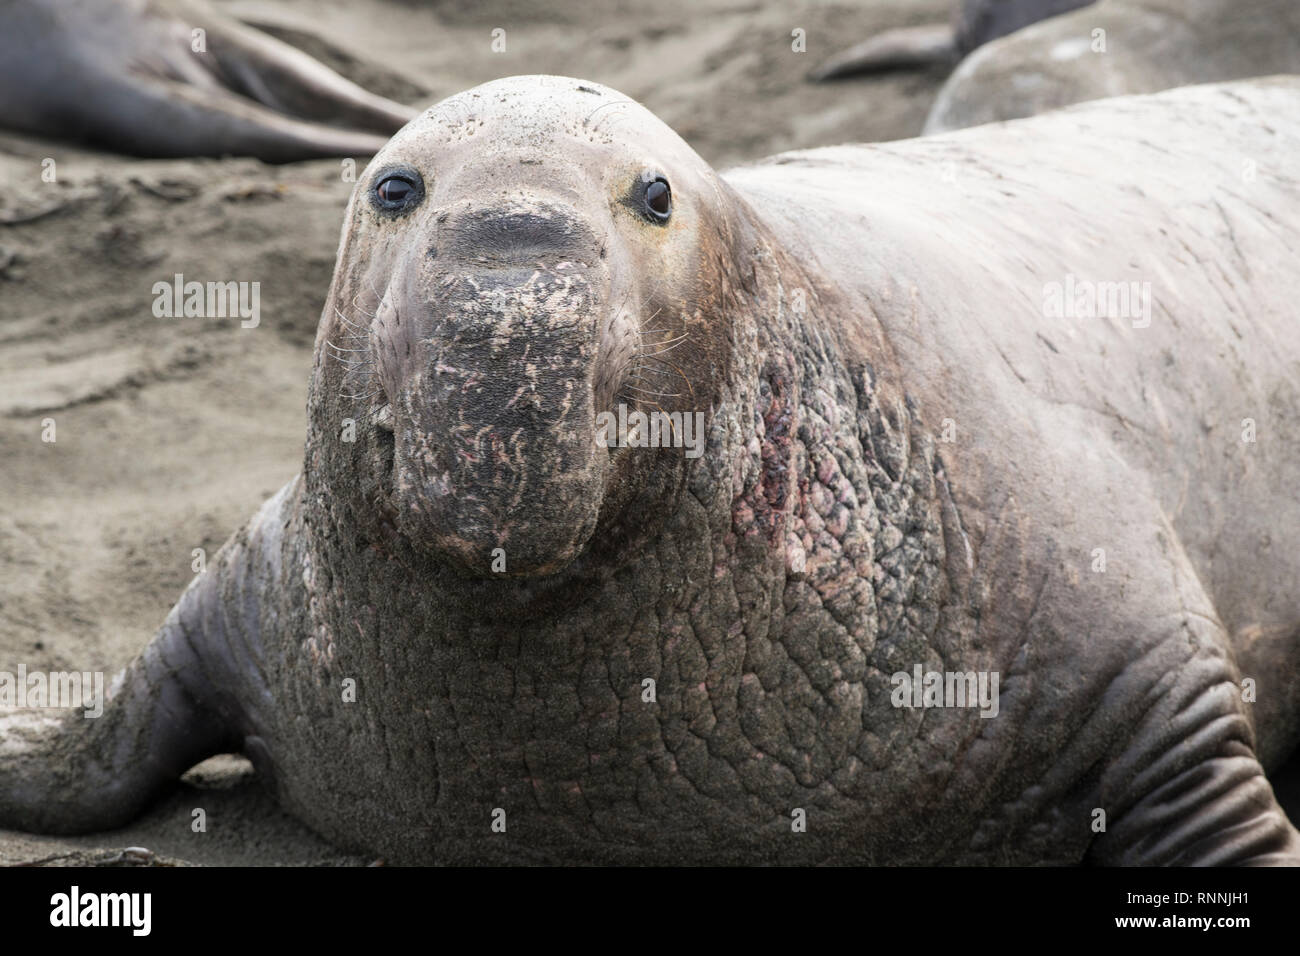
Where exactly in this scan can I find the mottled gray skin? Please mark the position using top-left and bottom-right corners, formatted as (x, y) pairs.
(808, 0), (1094, 81)
(926, 0), (1300, 132)
(0, 0), (417, 160)
(3, 75), (1300, 865)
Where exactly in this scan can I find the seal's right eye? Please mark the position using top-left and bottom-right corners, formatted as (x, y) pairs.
(377, 178), (413, 204)
(370, 166), (425, 214)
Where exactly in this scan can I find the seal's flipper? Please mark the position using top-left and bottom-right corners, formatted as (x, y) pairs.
(0, 618), (237, 834)
(0, 482), (294, 835)
(806, 24), (957, 81)
(1092, 749), (1300, 865)
(95, 76), (393, 161)
(1084, 626), (1300, 865)
(206, 20), (418, 135)
(0, 0), (408, 161)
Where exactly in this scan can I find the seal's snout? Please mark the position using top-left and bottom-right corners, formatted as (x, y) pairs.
(383, 207), (616, 577)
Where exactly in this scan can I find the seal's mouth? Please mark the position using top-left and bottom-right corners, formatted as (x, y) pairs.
(373, 401), (397, 493)
(372, 402), (395, 433)
(384, 404), (608, 577)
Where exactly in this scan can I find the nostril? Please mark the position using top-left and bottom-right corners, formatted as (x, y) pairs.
(445, 206), (597, 265)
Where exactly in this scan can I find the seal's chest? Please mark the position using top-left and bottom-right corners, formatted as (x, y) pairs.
(274, 661), (894, 864)
(295, 732), (867, 864)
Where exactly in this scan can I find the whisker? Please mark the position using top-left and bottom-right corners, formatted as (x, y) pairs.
(647, 356), (696, 406)
(622, 384), (682, 398)
(626, 374), (676, 387)
(325, 341), (371, 355)
(334, 307), (370, 336)
(350, 287), (379, 319)
(640, 337), (689, 355)
(366, 274), (389, 307)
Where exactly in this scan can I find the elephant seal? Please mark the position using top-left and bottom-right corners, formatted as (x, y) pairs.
(808, 0), (1095, 81)
(926, 0), (1300, 131)
(0, 0), (418, 161)
(3, 75), (1300, 865)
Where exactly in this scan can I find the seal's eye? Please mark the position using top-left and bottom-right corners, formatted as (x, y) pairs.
(643, 177), (671, 222)
(377, 178), (413, 205)
(370, 166), (425, 214)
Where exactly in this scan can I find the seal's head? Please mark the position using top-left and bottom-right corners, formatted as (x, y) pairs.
(308, 76), (755, 576)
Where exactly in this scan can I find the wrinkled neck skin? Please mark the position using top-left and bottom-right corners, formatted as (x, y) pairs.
(280, 197), (984, 865)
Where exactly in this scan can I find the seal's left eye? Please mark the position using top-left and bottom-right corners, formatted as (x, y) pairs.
(371, 167), (424, 213)
(644, 177), (672, 221)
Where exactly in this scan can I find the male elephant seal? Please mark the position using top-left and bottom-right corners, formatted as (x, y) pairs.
(808, 0), (1095, 82)
(926, 0), (1300, 132)
(3, 74), (1300, 866)
(0, 0), (418, 160)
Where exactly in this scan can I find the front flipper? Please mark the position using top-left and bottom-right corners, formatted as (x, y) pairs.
(0, 480), (296, 835)
(1088, 627), (1300, 865)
